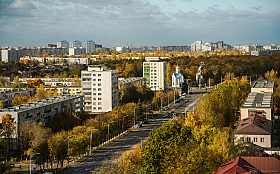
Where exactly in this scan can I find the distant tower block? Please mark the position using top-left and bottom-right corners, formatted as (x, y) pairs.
(196, 62), (204, 85)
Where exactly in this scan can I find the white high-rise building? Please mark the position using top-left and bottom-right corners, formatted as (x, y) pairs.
(81, 65), (119, 113)
(172, 66), (184, 88)
(57, 40), (69, 48)
(191, 40), (202, 51)
(70, 40), (82, 48)
(143, 57), (167, 91)
(84, 40), (95, 54)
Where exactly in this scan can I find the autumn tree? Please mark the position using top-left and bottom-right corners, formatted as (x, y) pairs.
(0, 114), (15, 160)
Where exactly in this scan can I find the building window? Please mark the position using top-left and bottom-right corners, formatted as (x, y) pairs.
(93, 88), (96, 91)
(247, 137), (251, 143)
(93, 83), (96, 86)
(240, 137), (244, 142)
(260, 138), (265, 142)
(98, 107), (102, 110)
(93, 98), (96, 100)
(98, 102), (102, 105)
(98, 79), (101, 81)
(253, 137), (258, 142)
(98, 83), (101, 86)
(98, 88), (101, 91)
(98, 74), (101, 76)
(93, 79), (96, 81)
(98, 93), (101, 95)
(98, 98), (101, 100)
(93, 107), (96, 110)
(93, 93), (96, 95)
(93, 74), (96, 76)
(93, 102), (96, 105)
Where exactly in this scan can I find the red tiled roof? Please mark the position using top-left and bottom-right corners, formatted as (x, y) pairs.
(215, 156), (280, 174)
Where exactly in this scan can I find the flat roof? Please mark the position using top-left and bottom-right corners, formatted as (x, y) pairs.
(0, 94), (83, 113)
(252, 81), (274, 89)
(241, 92), (273, 108)
(118, 77), (145, 84)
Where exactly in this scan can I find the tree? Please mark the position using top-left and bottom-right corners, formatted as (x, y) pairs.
(0, 114), (15, 161)
(137, 99), (144, 121)
(0, 77), (7, 86)
(166, 62), (172, 86)
(13, 76), (22, 88)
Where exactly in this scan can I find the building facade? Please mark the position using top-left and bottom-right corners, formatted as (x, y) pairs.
(0, 88), (34, 108)
(69, 40), (82, 48)
(0, 94), (84, 135)
(69, 47), (86, 56)
(191, 40), (202, 51)
(81, 65), (119, 113)
(84, 40), (95, 54)
(57, 40), (69, 48)
(143, 57), (167, 91)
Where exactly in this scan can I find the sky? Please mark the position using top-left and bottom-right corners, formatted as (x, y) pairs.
(0, 0), (279, 48)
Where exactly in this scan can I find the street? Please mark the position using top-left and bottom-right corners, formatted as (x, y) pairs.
(61, 88), (206, 174)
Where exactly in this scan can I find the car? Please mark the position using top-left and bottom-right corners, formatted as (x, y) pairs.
(163, 113), (169, 118)
(142, 119), (149, 124)
(164, 107), (169, 111)
(175, 100), (180, 103)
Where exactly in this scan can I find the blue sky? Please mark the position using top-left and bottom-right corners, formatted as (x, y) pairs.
(0, 0), (279, 48)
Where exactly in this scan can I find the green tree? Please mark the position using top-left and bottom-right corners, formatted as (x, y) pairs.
(0, 114), (15, 161)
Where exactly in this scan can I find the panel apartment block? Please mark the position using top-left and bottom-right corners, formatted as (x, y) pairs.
(81, 66), (118, 113)
(143, 57), (166, 91)
(0, 94), (84, 136)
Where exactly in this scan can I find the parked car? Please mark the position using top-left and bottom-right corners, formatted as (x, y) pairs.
(164, 107), (169, 111)
(142, 118), (149, 124)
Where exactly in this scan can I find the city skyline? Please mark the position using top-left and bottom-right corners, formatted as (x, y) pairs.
(0, 0), (279, 48)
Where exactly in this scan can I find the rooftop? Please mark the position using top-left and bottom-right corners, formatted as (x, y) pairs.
(241, 92), (273, 108)
(235, 115), (272, 135)
(0, 94), (83, 113)
(118, 77), (145, 84)
(252, 81), (274, 89)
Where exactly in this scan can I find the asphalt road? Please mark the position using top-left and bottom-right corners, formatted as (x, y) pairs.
(61, 88), (207, 174)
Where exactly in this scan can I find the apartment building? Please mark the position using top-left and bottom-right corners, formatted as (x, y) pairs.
(84, 40), (95, 54)
(69, 47), (86, 56)
(19, 77), (81, 87)
(81, 65), (119, 113)
(143, 57), (167, 91)
(45, 86), (81, 95)
(57, 40), (69, 48)
(191, 40), (202, 51)
(240, 81), (274, 121)
(240, 92), (274, 121)
(0, 88), (34, 108)
(20, 56), (90, 65)
(70, 40), (82, 48)
(0, 94), (84, 135)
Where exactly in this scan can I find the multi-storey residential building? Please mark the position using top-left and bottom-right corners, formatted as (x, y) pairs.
(45, 86), (81, 95)
(143, 57), (167, 91)
(69, 47), (86, 56)
(1, 49), (19, 62)
(251, 49), (280, 56)
(18, 77), (81, 87)
(202, 43), (215, 52)
(191, 40), (202, 51)
(0, 94), (84, 135)
(20, 56), (90, 65)
(210, 41), (231, 50)
(69, 40), (82, 48)
(240, 92), (274, 121)
(57, 40), (69, 48)
(251, 81), (274, 93)
(84, 40), (95, 54)
(81, 65), (118, 113)
(0, 88), (34, 108)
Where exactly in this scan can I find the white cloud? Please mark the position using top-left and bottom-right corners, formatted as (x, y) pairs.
(10, 0), (36, 9)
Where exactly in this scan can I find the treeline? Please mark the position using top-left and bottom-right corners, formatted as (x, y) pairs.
(105, 77), (256, 173)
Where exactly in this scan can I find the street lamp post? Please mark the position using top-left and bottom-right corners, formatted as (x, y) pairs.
(30, 153), (40, 174)
(90, 129), (98, 156)
(108, 121), (115, 141)
(68, 134), (76, 169)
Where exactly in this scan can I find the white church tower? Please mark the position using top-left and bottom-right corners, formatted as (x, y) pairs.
(172, 66), (184, 88)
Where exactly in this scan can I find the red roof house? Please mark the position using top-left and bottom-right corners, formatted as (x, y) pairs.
(215, 156), (280, 174)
